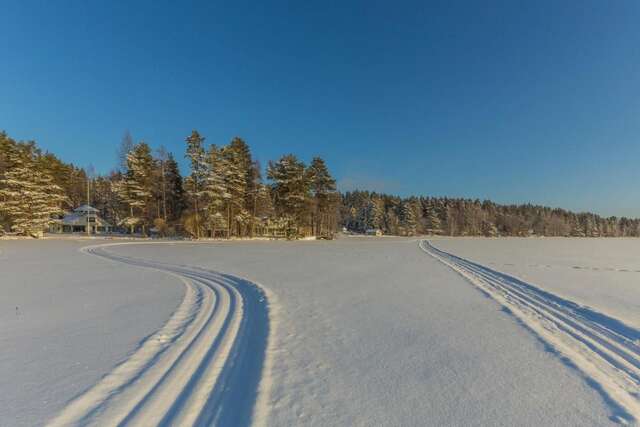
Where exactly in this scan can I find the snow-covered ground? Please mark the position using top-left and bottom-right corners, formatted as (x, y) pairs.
(425, 238), (640, 424)
(433, 238), (640, 331)
(0, 239), (183, 427)
(2, 237), (636, 426)
(113, 238), (615, 426)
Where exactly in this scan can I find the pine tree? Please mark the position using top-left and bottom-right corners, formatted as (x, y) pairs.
(222, 142), (248, 237)
(423, 199), (442, 234)
(358, 201), (370, 232)
(306, 157), (337, 236)
(204, 145), (230, 237)
(228, 138), (254, 206)
(370, 197), (385, 231)
(185, 130), (207, 238)
(246, 161), (263, 237)
(401, 200), (418, 236)
(253, 183), (274, 231)
(267, 154), (309, 237)
(0, 143), (67, 236)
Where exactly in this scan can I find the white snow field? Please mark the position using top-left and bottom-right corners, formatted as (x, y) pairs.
(424, 239), (640, 425)
(1, 237), (636, 426)
(45, 243), (269, 427)
(432, 238), (640, 331)
(0, 240), (183, 427)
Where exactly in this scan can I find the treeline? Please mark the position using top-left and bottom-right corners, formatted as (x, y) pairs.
(0, 130), (339, 238)
(340, 191), (640, 237)
(2, 129), (639, 238)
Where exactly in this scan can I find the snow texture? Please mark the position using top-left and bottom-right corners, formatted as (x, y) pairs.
(423, 239), (640, 425)
(46, 243), (268, 427)
(433, 237), (640, 330)
(0, 240), (182, 427)
(112, 237), (616, 426)
(1, 237), (633, 426)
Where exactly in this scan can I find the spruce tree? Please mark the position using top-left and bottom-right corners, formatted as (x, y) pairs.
(117, 142), (154, 234)
(164, 153), (185, 223)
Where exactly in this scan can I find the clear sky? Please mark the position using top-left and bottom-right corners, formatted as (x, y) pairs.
(2, 1), (639, 217)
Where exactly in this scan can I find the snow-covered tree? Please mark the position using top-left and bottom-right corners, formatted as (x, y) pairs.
(400, 200), (418, 236)
(267, 154), (309, 237)
(358, 199), (375, 231)
(0, 143), (67, 236)
(185, 130), (207, 238)
(204, 145), (230, 237)
(306, 157), (337, 235)
(116, 142), (154, 233)
(222, 141), (248, 237)
(423, 199), (442, 234)
(369, 197), (385, 231)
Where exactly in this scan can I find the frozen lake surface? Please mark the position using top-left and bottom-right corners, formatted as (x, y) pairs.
(434, 237), (640, 330)
(3, 236), (637, 426)
(0, 239), (182, 427)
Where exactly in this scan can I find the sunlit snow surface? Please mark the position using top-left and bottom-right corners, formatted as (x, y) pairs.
(2, 237), (636, 426)
(426, 238), (640, 425)
(433, 237), (640, 332)
(0, 240), (182, 427)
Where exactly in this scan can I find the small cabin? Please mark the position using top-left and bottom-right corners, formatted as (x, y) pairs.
(50, 205), (113, 234)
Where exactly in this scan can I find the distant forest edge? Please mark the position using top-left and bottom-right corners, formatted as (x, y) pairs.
(1, 130), (639, 238)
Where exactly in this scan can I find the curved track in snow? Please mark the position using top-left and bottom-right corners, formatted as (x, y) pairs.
(420, 240), (640, 425)
(47, 243), (269, 427)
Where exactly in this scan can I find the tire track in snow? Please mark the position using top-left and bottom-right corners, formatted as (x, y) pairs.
(420, 240), (640, 425)
(46, 242), (270, 427)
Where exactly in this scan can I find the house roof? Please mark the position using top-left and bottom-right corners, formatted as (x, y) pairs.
(61, 208), (112, 227)
(74, 204), (100, 213)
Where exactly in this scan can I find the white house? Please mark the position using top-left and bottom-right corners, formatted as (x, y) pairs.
(50, 205), (113, 234)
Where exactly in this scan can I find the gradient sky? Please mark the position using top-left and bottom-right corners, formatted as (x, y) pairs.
(2, 1), (639, 216)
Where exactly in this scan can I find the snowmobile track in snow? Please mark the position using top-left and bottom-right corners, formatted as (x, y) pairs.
(420, 240), (640, 425)
(47, 242), (269, 427)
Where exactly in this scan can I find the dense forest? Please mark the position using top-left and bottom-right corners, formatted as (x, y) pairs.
(0, 130), (338, 238)
(341, 191), (640, 237)
(1, 130), (639, 238)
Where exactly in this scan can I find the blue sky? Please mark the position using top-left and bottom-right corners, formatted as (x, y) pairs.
(2, 1), (639, 216)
